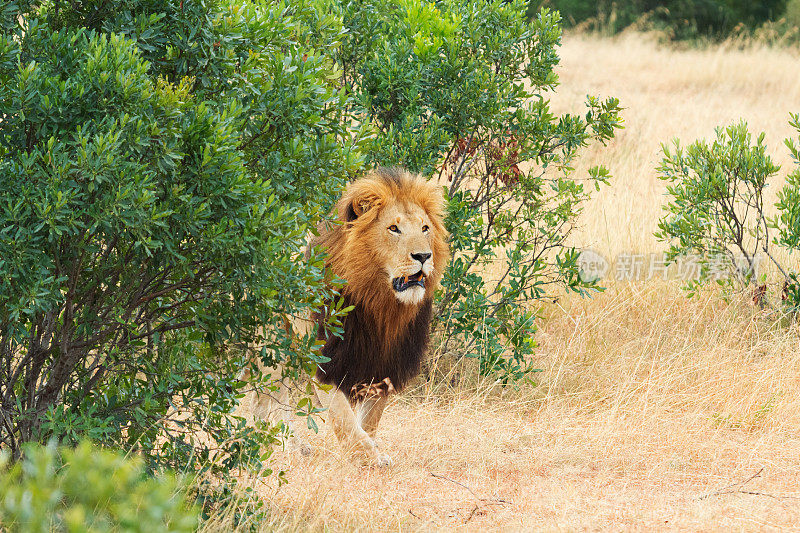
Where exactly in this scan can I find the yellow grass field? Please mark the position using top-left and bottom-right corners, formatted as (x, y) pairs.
(208, 35), (800, 531)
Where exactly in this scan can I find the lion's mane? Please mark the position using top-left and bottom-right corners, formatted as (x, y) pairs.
(312, 167), (449, 397)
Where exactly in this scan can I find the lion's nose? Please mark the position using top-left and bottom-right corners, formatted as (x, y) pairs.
(411, 252), (432, 265)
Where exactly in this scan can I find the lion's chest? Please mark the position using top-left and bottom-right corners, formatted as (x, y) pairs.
(315, 296), (432, 398)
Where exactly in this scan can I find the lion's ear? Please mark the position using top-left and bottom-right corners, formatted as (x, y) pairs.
(343, 190), (381, 222)
(346, 197), (370, 222)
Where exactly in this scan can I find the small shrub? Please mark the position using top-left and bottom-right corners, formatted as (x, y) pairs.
(656, 122), (778, 293)
(0, 440), (198, 532)
(656, 117), (800, 310)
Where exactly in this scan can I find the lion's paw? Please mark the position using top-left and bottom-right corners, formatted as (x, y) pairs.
(374, 452), (393, 468)
(355, 448), (392, 468)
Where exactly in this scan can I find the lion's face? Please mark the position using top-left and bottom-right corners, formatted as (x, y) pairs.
(373, 202), (437, 306)
(321, 168), (449, 311)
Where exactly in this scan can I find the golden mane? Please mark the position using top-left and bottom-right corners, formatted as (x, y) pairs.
(313, 166), (449, 350)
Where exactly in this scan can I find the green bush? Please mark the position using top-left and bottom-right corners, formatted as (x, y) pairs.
(324, 0), (622, 381)
(530, 0), (788, 40)
(787, 0), (800, 26)
(0, 440), (198, 532)
(656, 122), (777, 292)
(656, 117), (800, 310)
(0, 0), (360, 473)
(774, 113), (800, 309)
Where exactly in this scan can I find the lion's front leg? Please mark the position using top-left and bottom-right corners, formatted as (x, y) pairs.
(356, 395), (388, 439)
(314, 385), (392, 468)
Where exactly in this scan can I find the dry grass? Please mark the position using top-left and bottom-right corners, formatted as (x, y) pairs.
(551, 33), (800, 259)
(205, 35), (800, 531)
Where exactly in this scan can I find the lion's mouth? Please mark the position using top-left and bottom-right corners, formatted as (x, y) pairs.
(392, 271), (426, 292)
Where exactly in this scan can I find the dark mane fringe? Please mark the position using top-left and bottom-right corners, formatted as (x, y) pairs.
(315, 295), (432, 399)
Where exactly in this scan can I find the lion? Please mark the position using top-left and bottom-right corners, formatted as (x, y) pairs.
(246, 167), (449, 467)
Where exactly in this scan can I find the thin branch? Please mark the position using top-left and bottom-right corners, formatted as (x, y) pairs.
(429, 471), (511, 524)
(429, 471), (511, 505)
(697, 468), (800, 501)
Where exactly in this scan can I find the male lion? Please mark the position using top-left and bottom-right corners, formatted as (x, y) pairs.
(247, 167), (449, 467)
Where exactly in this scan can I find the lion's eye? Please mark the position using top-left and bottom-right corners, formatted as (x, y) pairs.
(422, 225), (429, 233)
(389, 224), (400, 234)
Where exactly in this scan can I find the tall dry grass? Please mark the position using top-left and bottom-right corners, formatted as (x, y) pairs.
(550, 33), (800, 259)
(204, 35), (800, 531)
